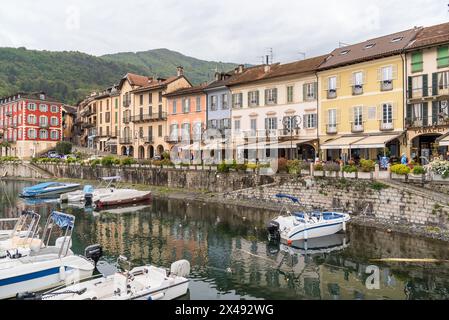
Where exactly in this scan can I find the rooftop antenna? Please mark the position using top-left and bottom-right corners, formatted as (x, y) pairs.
(339, 42), (351, 48)
(258, 56), (265, 65)
(266, 47), (274, 64)
(298, 52), (306, 60)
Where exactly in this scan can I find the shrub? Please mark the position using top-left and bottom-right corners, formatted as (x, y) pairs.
(0, 156), (20, 162)
(153, 160), (163, 167)
(413, 166), (426, 175)
(278, 158), (288, 173)
(66, 158), (78, 164)
(121, 157), (137, 166)
(314, 163), (324, 171)
(299, 161), (311, 171)
(236, 164), (247, 172)
(323, 162), (340, 172)
(391, 164), (411, 175)
(247, 163), (258, 170)
(162, 151), (170, 160)
(286, 160), (300, 174)
(428, 160), (449, 178)
(217, 162), (230, 173)
(101, 156), (116, 167)
(359, 159), (375, 172)
(371, 182), (389, 191)
(113, 158), (121, 165)
(342, 165), (358, 173)
(90, 159), (101, 167)
(161, 159), (174, 167)
(55, 141), (72, 155)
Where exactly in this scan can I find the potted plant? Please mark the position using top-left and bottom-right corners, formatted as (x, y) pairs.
(428, 160), (449, 181)
(342, 164), (358, 178)
(286, 159), (300, 174)
(409, 165), (426, 180)
(390, 164), (410, 180)
(358, 159), (375, 179)
(313, 163), (324, 177)
(300, 161), (311, 175)
(323, 162), (340, 178)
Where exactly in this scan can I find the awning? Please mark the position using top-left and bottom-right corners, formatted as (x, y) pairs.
(106, 139), (117, 146)
(98, 138), (109, 142)
(351, 134), (402, 149)
(237, 141), (272, 150)
(321, 136), (365, 150)
(269, 139), (316, 149)
(437, 133), (449, 147)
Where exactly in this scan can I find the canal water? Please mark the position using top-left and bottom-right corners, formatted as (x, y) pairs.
(2, 180), (449, 300)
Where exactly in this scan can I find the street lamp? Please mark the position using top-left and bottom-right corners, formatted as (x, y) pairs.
(282, 115), (302, 160)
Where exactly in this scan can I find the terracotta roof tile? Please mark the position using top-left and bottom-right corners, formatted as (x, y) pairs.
(319, 28), (421, 70)
(262, 55), (328, 79)
(132, 75), (189, 92)
(407, 22), (449, 50)
(226, 65), (275, 86)
(125, 73), (152, 87)
(164, 84), (208, 97)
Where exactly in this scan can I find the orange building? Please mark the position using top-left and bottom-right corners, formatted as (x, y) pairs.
(165, 84), (208, 160)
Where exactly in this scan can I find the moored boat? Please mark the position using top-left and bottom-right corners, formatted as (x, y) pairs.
(267, 194), (351, 242)
(94, 190), (152, 210)
(20, 182), (81, 198)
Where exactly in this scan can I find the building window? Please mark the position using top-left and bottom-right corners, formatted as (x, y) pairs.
(211, 96), (218, 111)
(196, 97), (201, 112)
(439, 71), (449, 91)
(327, 77), (337, 98)
(158, 92), (163, 103)
(250, 118), (257, 135)
(248, 91), (259, 107)
(115, 99), (118, 109)
(437, 46), (449, 68)
(39, 116), (48, 126)
(158, 125), (162, 137)
(27, 114), (36, 125)
(27, 103), (36, 111)
(412, 76), (423, 98)
(411, 51), (423, 73)
(304, 83), (317, 101)
(148, 93), (153, 104)
(232, 93), (243, 109)
(39, 104), (48, 112)
(265, 117), (278, 130)
(181, 123), (190, 140)
(381, 66), (394, 91)
(222, 94), (229, 109)
(352, 106), (364, 130)
(50, 105), (58, 113)
(170, 124), (178, 139)
(105, 112), (110, 123)
(173, 100), (177, 114)
(382, 104), (393, 130)
(28, 129), (37, 139)
(327, 109), (337, 133)
(50, 130), (58, 140)
(352, 71), (364, 95)
(139, 127), (144, 138)
(304, 114), (317, 129)
(287, 86), (294, 103)
(234, 119), (241, 132)
(265, 88), (278, 105)
(50, 117), (59, 126)
(208, 119), (217, 129)
(39, 129), (48, 139)
(182, 98), (190, 113)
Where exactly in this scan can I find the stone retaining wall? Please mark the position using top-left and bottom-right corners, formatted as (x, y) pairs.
(224, 177), (449, 230)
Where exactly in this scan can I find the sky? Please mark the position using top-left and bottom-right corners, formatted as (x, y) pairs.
(0, 0), (448, 64)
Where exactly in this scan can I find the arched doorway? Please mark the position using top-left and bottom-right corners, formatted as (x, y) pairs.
(148, 146), (154, 159)
(299, 144), (316, 161)
(138, 146), (145, 159)
(128, 146), (134, 157)
(411, 133), (445, 164)
(156, 145), (164, 156)
(121, 146), (127, 156)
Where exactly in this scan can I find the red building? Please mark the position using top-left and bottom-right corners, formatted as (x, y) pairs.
(0, 92), (63, 158)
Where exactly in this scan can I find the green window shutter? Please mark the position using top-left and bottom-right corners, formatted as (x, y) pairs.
(422, 102), (428, 126)
(422, 74), (428, 97)
(256, 91), (259, 106)
(432, 73), (439, 96)
(303, 84), (307, 101)
(239, 93), (243, 107)
(273, 89), (278, 104)
(437, 46), (449, 68)
(314, 82), (318, 99)
(411, 52), (423, 73)
(248, 92), (251, 107)
(406, 104), (412, 124)
(432, 101), (439, 125)
(265, 90), (269, 105)
(407, 77), (413, 99)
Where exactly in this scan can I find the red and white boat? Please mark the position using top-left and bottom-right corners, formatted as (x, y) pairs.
(94, 189), (152, 209)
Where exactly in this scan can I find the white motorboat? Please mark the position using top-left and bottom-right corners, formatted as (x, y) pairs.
(20, 182), (81, 198)
(95, 189), (152, 210)
(20, 257), (191, 301)
(0, 211), (102, 299)
(0, 210), (40, 241)
(267, 194), (351, 242)
(279, 233), (350, 256)
(60, 176), (123, 205)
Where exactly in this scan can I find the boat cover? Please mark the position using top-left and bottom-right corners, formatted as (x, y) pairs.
(276, 194), (300, 204)
(51, 211), (75, 229)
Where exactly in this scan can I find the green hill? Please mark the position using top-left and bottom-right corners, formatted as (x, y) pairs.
(0, 47), (239, 105)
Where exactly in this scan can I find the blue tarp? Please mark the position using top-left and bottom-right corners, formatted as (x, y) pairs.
(276, 194), (300, 204)
(51, 211), (75, 229)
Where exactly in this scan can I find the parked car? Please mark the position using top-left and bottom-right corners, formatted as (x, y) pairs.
(47, 151), (61, 159)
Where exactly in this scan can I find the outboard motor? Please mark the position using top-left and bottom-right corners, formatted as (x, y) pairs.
(84, 185), (94, 207)
(16, 292), (43, 300)
(267, 220), (281, 241)
(84, 244), (103, 266)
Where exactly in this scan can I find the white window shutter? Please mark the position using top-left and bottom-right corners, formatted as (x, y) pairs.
(392, 65), (398, 80)
(362, 71), (367, 85)
(349, 73), (354, 86)
(337, 109), (341, 125)
(323, 78), (328, 91)
(377, 104), (383, 121)
(336, 75), (341, 89)
(362, 106), (367, 122)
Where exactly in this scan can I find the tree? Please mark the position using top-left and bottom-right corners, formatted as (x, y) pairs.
(56, 141), (72, 155)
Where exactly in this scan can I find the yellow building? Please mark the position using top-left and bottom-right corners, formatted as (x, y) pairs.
(318, 28), (421, 162)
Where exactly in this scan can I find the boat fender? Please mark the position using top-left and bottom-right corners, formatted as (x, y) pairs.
(170, 260), (191, 277)
(148, 293), (165, 301)
(343, 221), (346, 231)
(59, 266), (66, 281)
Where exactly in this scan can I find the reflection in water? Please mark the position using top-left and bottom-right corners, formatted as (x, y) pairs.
(2, 180), (449, 300)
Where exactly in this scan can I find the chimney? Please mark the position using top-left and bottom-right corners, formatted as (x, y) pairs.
(264, 65), (271, 73)
(215, 72), (221, 81)
(177, 66), (184, 77)
(238, 64), (244, 73)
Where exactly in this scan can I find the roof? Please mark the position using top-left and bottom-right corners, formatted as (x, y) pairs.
(164, 84), (208, 98)
(226, 65), (275, 86)
(407, 21), (449, 50)
(118, 73), (152, 89)
(319, 28), (421, 70)
(262, 55), (328, 80)
(62, 105), (77, 115)
(132, 75), (192, 93)
(204, 72), (236, 90)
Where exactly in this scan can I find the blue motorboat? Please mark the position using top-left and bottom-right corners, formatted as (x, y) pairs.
(20, 182), (81, 198)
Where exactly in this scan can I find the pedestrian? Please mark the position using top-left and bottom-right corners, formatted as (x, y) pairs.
(401, 153), (408, 165)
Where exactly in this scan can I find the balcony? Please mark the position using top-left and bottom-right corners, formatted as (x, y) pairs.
(380, 121), (394, 131)
(81, 122), (96, 129)
(165, 135), (180, 143)
(406, 116), (449, 128)
(352, 85), (363, 95)
(327, 89), (337, 99)
(141, 136), (154, 144)
(326, 124), (338, 134)
(410, 88), (423, 99)
(123, 100), (131, 108)
(351, 123), (364, 133)
(278, 128), (301, 137)
(437, 86), (449, 96)
(304, 94), (316, 101)
(380, 80), (393, 91)
(130, 112), (167, 123)
(123, 117), (131, 124)
(80, 109), (94, 117)
(119, 137), (132, 144)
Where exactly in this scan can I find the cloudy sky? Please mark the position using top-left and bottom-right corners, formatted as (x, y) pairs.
(0, 0), (447, 64)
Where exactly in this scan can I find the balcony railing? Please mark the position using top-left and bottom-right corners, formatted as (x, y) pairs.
(327, 89), (337, 99)
(351, 123), (364, 133)
(352, 85), (364, 95)
(380, 121), (394, 131)
(141, 136), (154, 144)
(81, 122), (96, 129)
(411, 88), (423, 99)
(123, 117), (130, 124)
(278, 128), (301, 137)
(80, 109), (94, 117)
(326, 124), (338, 134)
(165, 135), (180, 143)
(123, 100), (131, 108)
(130, 112), (167, 123)
(406, 116), (449, 128)
(438, 86), (449, 96)
(119, 137), (132, 144)
(381, 80), (393, 91)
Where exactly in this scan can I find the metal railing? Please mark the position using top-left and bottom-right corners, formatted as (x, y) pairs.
(119, 137), (132, 144)
(352, 85), (363, 95)
(405, 116), (449, 128)
(327, 90), (337, 99)
(326, 124), (338, 134)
